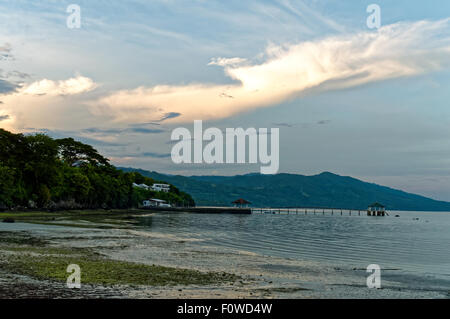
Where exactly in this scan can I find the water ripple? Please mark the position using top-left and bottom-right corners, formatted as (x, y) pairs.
(138, 211), (450, 277)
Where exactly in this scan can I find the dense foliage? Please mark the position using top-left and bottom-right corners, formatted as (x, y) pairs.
(0, 129), (194, 210)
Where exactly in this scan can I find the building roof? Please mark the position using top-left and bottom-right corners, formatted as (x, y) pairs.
(148, 198), (167, 203)
(232, 198), (251, 204)
(368, 202), (385, 208)
(133, 183), (150, 188)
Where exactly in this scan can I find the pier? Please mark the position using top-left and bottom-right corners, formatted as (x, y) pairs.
(142, 206), (252, 214)
(251, 207), (371, 216)
(142, 206), (387, 216)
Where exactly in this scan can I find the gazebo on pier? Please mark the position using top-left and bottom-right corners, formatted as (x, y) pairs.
(367, 202), (386, 216)
(232, 198), (251, 208)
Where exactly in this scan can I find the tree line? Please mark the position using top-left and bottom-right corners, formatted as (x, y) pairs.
(0, 129), (195, 210)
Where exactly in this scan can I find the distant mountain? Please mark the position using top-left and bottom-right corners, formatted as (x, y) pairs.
(119, 168), (450, 211)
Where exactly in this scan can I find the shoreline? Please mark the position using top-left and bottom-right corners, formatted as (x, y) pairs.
(0, 211), (448, 299)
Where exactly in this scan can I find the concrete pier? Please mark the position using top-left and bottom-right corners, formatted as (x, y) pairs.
(143, 206), (252, 214)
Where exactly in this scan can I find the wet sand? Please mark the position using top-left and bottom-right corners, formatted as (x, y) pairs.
(0, 219), (448, 299)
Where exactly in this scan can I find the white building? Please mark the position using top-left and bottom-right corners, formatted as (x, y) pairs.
(132, 183), (151, 190)
(143, 198), (171, 208)
(151, 183), (170, 193)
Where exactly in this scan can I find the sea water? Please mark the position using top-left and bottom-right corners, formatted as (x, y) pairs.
(138, 211), (450, 291)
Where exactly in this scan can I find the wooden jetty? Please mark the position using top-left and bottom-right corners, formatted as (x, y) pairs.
(142, 204), (386, 217)
(251, 207), (381, 216)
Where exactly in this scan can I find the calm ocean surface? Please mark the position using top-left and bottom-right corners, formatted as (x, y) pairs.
(138, 210), (450, 284)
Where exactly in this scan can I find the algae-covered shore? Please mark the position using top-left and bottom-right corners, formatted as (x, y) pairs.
(0, 210), (241, 298)
(0, 210), (448, 299)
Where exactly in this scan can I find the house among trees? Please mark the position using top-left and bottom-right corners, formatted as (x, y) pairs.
(143, 198), (171, 208)
(133, 183), (170, 193)
(132, 183), (151, 190)
(367, 202), (386, 216)
(151, 184), (170, 192)
(232, 198), (251, 208)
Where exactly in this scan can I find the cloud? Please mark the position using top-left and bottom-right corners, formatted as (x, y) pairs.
(4, 70), (30, 80)
(82, 128), (123, 134)
(140, 152), (171, 158)
(0, 43), (11, 52)
(317, 120), (331, 125)
(0, 114), (10, 121)
(133, 112), (182, 125)
(208, 57), (247, 67)
(273, 122), (295, 128)
(219, 92), (234, 99)
(83, 127), (165, 134)
(119, 151), (172, 159)
(165, 137), (195, 145)
(21, 76), (97, 96)
(39, 129), (127, 147)
(0, 43), (13, 60)
(0, 79), (20, 94)
(275, 0), (346, 33)
(129, 127), (165, 134)
(0, 75), (98, 131)
(93, 19), (450, 124)
(159, 112), (181, 121)
(0, 69), (29, 80)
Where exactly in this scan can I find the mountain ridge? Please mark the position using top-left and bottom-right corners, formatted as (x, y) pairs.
(118, 167), (450, 211)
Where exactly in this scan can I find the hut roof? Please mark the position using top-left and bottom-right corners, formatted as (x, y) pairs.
(368, 202), (385, 208)
(232, 198), (251, 204)
(149, 198), (167, 203)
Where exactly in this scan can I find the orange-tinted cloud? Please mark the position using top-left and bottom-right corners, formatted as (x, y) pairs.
(92, 19), (450, 124)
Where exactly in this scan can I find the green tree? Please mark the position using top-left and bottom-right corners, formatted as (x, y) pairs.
(23, 134), (60, 199)
(57, 138), (109, 166)
(0, 129), (195, 210)
(66, 169), (91, 203)
(36, 184), (51, 207)
(0, 165), (16, 208)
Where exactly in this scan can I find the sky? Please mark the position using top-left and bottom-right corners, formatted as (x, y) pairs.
(1, 0), (450, 200)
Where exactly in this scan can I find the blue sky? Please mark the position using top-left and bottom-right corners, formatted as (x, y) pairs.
(1, 1), (450, 200)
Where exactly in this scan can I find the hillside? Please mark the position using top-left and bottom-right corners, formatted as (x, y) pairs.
(0, 129), (194, 210)
(119, 168), (450, 211)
